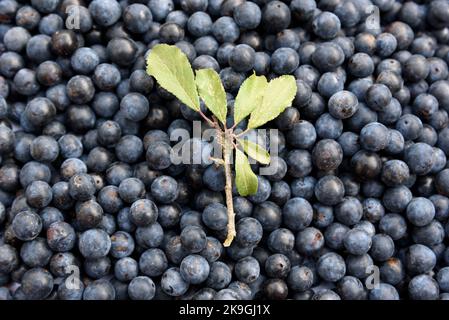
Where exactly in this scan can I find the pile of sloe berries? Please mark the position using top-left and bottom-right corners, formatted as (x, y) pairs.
(1, 0), (449, 301)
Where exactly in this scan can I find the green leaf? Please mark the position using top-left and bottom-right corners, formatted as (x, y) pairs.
(195, 68), (227, 124)
(248, 75), (297, 129)
(235, 149), (258, 196)
(146, 44), (200, 111)
(238, 139), (270, 164)
(233, 73), (268, 126)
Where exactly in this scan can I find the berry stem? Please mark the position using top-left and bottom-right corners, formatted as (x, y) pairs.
(223, 129), (236, 247)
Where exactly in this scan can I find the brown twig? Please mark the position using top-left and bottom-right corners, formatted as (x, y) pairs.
(198, 109), (215, 127)
(223, 129), (236, 247)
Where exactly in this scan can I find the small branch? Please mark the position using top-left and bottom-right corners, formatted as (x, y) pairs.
(198, 109), (215, 127)
(198, 111), (236, 246)
(223, 130), (236, 247)
(209, 156), (224, 166)
(235, 128), (250, 138)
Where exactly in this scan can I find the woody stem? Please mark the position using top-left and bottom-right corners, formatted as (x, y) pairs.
(223, 129), (236, 247)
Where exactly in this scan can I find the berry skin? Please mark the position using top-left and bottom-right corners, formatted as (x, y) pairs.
(199, 236), (222, 263)
(315, 175), (345, 206)
(118, 178), (145, 204)
(188, 12), (213, 37)
(366, 84), (392, 112)
(335, 197), (363, 226)
(271, 48), (299, 75)
(180, 254), (210, 284)
(248, 176), (271, 204)
(120, 93), (149, 122)
(139, 248), (168, 278)
(151, 175), (179, 204)
(136, 223), (164, 249)
(123, 4), (153, 34)
(379, 213), (407, 240)
(295, 227), (324, 256)
(110, 231), (135, 259)
(115, 135), (144, 164)
(181, 225), (207, 253)
(436, 169), (449, 197)
(203, 165), (225, 192)
(262, 1), (291, 34)
(317, 252), (346, 282)
(380, 258), (405, 286)
(282, 197), (313, 231)
(343, 229), (372, 255)
(235, 257), (260, 284)
(233, 2), (261, 30)
(312, 12), (341, 40)
(0, 125), (15, 156)
(161, 267), (189, 297)
(97, 185), (124, 214)
(381, 160), (410, 187)
(312, 139), (343, 171)
(405, 244), (437, 275)
(348, 53), (374, 78)
(129, 199), (158, 227)
(265, 253), (291, 278)
(318, 73), (344, 99)
(408, 274), (439, 300)
(128, 276), (156, 300)
(206, 261), (232, 290)
(46, 221), (76, 252)
(370, 234), (395, 262)
(328, 90), (359, 119)
(229, 44), (255, 73)
(89, 0), (122, 27)
(337, 276), (366, 300)
(202, 203), (228, 231)
(93, 63), (121, 91)
(404, 142), (435, 176)
(12, 211), (42, 241)
(369, 283), (400, 300)
(146, 141), (172, 170)
(287, 121), (316, 149)
(83, 279), (116, 300)
(267, 228), (295, 254)
(21, 268), (54, 300)
(406, 197), (436, 227)
(25, 180), (52, 208)
(0, 244), (19, 274)
(396, 114), (423, 141)
(437, 267), (449, 293)
(78, 229), (111, 259)
(212, 17), (240, 43)
(360, 122), (389, 152)
(58, 134), (83, 159)
(382, 186), (412, 214)
(69, 173), (96, 201)
(287, 266), (314, 292)
(235, 217), (263, 247)
(290, 177), (316, 200)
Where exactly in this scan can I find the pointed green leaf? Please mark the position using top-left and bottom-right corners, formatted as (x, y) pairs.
(146, 44), (200, 111)
(238, 139), (270, 164)
(248, 75), (297, 129)
(195, 68), (227, 124)
(233, 73), (268, 126)
(235, 149), (258, 196)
